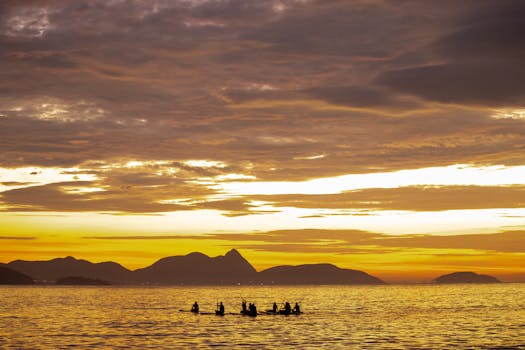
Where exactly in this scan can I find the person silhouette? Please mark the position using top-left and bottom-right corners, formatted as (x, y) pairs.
(191, 301), (199, 313)
(249, 302), (257, 316)
(284, 301), (291, 314)
(216, 301), (225, 316)
(272, 302), (278, 313)
(242, 300), (247, 313)
(293, 302), (301, 314)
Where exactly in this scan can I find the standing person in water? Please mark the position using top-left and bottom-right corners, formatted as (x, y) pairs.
(191, 301), (199, 313)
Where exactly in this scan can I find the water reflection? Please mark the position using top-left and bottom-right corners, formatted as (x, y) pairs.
(0, 284), (524, 349)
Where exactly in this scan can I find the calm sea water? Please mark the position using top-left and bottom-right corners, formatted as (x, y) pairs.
(0, 284), (524, 349)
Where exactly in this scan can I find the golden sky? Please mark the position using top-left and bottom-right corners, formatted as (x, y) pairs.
(1, 0), (525, 282)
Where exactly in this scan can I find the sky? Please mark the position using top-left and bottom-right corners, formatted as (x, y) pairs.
(1, 0), (524, 283)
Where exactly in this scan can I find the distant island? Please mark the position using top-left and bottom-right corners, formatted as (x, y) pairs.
(4, 249), (386, 285)
(434, 271), (501, 284)
(56, 276), (111, 286)
(0, 265), (34, 285)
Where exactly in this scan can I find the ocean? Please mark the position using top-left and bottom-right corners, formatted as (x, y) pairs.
(0, 284), (523, 349)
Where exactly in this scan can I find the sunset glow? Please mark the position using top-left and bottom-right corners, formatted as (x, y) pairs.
(1, 0), (525, 283)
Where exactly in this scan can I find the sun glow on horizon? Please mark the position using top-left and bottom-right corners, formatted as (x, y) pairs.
(1, 163), (525, 236)
(215, 164), (525, 195)
(2, 0), (525, 286)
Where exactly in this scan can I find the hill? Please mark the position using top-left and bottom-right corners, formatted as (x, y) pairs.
(434, 271), (501, 284)
(8, 256), (133, 283)
(258, 263), (385, 285)
(5, 249), (385, 285)
(0, 265), (34, 285)
(133, 249), (257, 284)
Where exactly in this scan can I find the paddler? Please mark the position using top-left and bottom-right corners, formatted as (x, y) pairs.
(249, 302), (257, 316)
(284, 301), (291, 314)
(293, 302), (301, 314)
(191, 301), (199, 313)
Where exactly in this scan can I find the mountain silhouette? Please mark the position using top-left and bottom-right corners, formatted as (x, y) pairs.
(56, 276), (111, 285)
(4, 249), (385, 285)
(0, 265), (34, 284)
(134, 249), (257, 284)
(257, 263), (385, 285)
(434, 271), (501, 284)
(7, 256), (133, 283)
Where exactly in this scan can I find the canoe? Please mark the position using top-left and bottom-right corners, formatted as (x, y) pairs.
(178, 309), (200, 313)
(240, 310), (257, 317)
(278, 310), (301, 315)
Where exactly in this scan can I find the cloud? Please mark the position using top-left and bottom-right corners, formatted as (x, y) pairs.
(234, 229), (525, 254)
(377, 1), (525, 106)
(226, 243), (392, 255)
(376, 230), (525, 253)
(377, 63), (525, 107)
(0, 163), (259, 214)
(1, 181), (35, 186)
(83, 235), (200, 240)
(301, 86), (421, 110)
(1, 0), (525, 214)
(241, 0), (424, 58)
(0, 182), (195, 213)
(252, 185), (525, 212)
(83, 228), (525, 254)
(2, 162), (525, 215)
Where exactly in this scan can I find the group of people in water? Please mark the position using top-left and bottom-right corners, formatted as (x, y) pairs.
(241, 300), (258, 316)
(281, 301), (301, 315)
(191, 300), (301, 316)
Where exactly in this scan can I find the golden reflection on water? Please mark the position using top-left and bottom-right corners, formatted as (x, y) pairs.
(0, 284), (524, 349)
